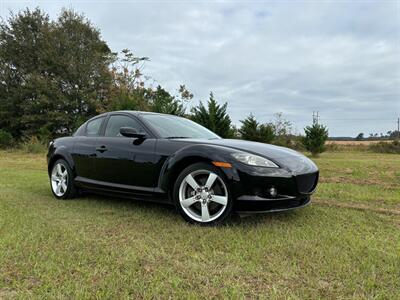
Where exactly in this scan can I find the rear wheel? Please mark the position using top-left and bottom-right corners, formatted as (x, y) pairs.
(173, 162), (233, 225)
(50, 159), (77, 200)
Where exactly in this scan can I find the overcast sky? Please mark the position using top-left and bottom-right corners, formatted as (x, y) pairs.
(1, 0), (399, 136)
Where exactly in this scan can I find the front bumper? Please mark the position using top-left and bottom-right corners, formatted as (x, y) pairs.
(235, 195), (311, 213)
(229, 161), (319, 213)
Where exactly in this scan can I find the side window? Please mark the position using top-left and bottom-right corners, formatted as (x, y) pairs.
(105, 115), (144, 137)
(86, 117), (104, 137)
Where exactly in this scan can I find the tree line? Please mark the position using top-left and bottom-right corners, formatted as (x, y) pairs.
(355, 131), (400, 141)
(0, 8), (328, 156)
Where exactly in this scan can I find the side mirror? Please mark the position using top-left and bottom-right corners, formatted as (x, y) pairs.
(120, 127), (146, 139)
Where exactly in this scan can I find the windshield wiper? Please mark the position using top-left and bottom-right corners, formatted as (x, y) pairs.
(165, 136), (191, 139)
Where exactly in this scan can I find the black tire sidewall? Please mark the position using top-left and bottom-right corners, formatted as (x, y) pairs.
(173, 162), (233, 225)
(50, 159), (76, 200)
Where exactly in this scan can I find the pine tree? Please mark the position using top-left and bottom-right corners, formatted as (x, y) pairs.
(191, 92), (233, 138)
(302, 123), (329, 156)
(239, 114), (274, 143)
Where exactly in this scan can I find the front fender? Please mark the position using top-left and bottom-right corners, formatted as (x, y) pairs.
(158, 144), (240, 192)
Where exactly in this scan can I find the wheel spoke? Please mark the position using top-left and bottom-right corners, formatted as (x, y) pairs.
(51, 175), (59, 182)
(205, 173), (218, 189)
(201, 204), (211, 222)
(211, 195), (228, 206)
(56, 183), (62, 194)
(57, 164), (62, 175)
(62, 170), (68, 177)
(61, 182), (67, 192)
(180, 196), (198, 208)
(185, 174), (200, 190)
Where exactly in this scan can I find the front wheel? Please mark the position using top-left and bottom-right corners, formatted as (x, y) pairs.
(50, 159), (77, 200)
(173, 162), (233, 225)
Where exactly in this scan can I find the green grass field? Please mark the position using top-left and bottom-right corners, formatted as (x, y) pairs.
(0, 151), (399, 299)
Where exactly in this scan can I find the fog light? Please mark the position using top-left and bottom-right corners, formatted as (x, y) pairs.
(269, 187), (277, 197)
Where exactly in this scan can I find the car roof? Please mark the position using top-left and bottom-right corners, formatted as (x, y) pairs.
(111, 110), (181, 117)
(87, 110), (181, 123)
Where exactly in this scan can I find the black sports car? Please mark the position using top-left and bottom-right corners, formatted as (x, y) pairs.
(47, 111), (319, 224)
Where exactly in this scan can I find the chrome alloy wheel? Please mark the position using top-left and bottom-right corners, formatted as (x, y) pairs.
(51, 163), (68, 197)
(179, 170), (228, 223)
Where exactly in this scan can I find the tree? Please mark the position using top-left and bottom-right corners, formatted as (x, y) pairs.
(0, 129), (13, 148)
(302, 123), (329, 157)
(239, 114), (275, 143)
(147, 85), (191, 116)
(148, 86), (183, 115)
(0, 8), (113, 139)
(355, 133), (364, 141)
(191, 92), (234, 138)
(271, 112), (293, 146)
(106, 50), (192, 116)
(106, 49), (150, 112)
(389, 130), (400, 139)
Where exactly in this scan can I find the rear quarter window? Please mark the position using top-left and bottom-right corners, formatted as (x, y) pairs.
(73, 124), (86, 136)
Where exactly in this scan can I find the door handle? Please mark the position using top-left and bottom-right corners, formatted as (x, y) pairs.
(96, 145), (107, 152)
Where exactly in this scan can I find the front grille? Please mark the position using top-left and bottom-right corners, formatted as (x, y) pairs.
(296, 172), (318, 194)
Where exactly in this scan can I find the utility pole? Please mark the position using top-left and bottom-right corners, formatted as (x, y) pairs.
(312, 111), (319, 125)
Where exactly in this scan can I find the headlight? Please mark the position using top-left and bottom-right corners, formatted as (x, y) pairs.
(232, 152), (279, 168)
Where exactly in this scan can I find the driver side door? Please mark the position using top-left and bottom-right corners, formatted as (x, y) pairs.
(93, 114), (158, 191)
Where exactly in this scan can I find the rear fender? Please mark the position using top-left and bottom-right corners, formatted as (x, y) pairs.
(47, 146), (76, 176)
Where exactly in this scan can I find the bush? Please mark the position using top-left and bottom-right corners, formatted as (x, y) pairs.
(273, 136), (294, 148)
(0, 129), (13, 148)
(369, 140), (400, 154)
(289, 136), (306, 151)
(324, 143), (340, 152)
(324, 143), (370, 152)
(37, 126), (52, 144)
(20, 136), (47, 154)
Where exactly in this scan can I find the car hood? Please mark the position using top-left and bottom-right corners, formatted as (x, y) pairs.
(176, 138), (301, 158)
(174, 138), (318, 174)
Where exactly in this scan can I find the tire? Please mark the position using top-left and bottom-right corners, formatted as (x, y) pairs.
(49, 159), (77, 200)
(173, 162), (233, 225)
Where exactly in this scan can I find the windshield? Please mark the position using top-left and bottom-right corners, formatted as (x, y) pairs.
(141, 114), (221, 139)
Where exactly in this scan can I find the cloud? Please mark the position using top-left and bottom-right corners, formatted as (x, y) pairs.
(1, 0), (399, 136)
